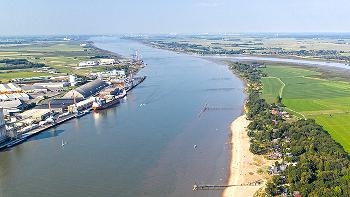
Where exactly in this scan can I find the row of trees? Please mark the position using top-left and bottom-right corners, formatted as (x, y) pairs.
(0, 58), (45, 70)
(230, 62), (350, 197)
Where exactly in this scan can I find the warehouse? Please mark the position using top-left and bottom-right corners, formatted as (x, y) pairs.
(21, 85), (48, 93)
(35, 98), (83, 112)
(33, 82), (69, 88)
(0, 93), (30, 101)
(63, 79), (108, 99)
(0, 99), (28, 114)
(0, 83), (22, 94)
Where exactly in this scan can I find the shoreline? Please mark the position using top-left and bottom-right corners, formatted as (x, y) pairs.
(222, 115), (267, 197)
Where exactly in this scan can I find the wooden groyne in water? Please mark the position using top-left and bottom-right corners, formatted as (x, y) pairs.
(192, 180), (262, 191)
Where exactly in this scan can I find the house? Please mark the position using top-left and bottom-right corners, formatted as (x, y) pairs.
(268, 163), (287, 175)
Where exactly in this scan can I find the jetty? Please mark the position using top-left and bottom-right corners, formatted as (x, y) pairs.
(192, 180), (262, 191)
(198, 103), (237, 118)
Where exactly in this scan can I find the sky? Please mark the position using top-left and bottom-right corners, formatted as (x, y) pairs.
(0, 0), (349, 35)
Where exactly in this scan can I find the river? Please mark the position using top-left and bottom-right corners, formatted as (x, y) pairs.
(0, 37), (245, 197)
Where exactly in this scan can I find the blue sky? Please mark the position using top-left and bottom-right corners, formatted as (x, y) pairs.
(0, 0), (349, 35)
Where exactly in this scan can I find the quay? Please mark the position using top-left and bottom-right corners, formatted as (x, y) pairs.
(0, 76), (146, 151)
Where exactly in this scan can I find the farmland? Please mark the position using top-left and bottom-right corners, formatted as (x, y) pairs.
(130, 34), (350, 63)
(0, 39), (124, 82)
(261, 64), (350, 153)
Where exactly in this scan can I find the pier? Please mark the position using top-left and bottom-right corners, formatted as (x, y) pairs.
(198, 103), (237, 118)
(192, 180), (262, 191)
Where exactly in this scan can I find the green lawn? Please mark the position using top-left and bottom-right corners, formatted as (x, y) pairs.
(261, 65), (350, 153)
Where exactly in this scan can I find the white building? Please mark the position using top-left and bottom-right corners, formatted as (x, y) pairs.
(78, 61), (98, 67)
(69, 75), (76, 86)
(33, 82), (69, 88)
(90, 70), (126, 78)
(0, 83), (22, 94)
(99, 59), (116, 65)
(0, 108), (8, 143)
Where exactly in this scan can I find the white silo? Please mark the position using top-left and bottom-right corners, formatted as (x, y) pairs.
(69, 75), (76, 86)
(0, 108), (7, 143)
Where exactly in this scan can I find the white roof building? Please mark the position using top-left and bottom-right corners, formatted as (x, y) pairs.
(78, 61), (98, 67)
(0, 108), (7, 143)
(0, 83), (22, 94)
(33, 82), (69, 88)
(99, 59), (116, 65)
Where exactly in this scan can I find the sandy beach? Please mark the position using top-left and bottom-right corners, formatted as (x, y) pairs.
(222, 115), (267, 197)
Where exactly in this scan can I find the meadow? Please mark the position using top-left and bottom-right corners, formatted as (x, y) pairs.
(261, 64), (350, 153)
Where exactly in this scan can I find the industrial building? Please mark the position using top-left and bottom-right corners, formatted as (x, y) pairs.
(19, 109), (51, 122)
(0, 93), (30, 101)
(63, 79), (108, 99)
(35, 98), (82, 112)
(0, 83), (30, 101)
(21, 85), (48, 93)
(78, 60), (98, 67)
(68, 97), (95, 112)
(90, 70), (126, 79)
(33, 82), (69, 88)
(0, 108), (8, 143)
(98, 58), (117, 65)
(0, 100), (28, 114)
(0, 83), (22, 94)
(69, 75), (76, 86)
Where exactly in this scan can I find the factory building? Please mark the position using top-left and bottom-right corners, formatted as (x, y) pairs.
(33, 82), (69, 88)
(98, 58), (116, 65)
(0, 99), (28, 115)
(0, 83), (22, 94)
(0, 93), (30, 101)
(69, 75), (76, 86)
(63, 79), (108, 99)
(21, 85), (48, 93)
(19, 109), (51, 122)
(78, 60), (98, 67)
(0, 83), (30, 101)
(0, 108), (8, 143)
(68, 97), (95, 112)
(35, 98), (83, 112)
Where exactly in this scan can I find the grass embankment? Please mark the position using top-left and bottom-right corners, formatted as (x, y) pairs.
(261, 65), (350, 153)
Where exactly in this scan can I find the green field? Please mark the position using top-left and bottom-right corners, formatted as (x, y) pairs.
(0, 71), (51, 82)
(261, 77), (284, 103)
(0, 41), (122, 81)
(261, 65), (350, 153)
